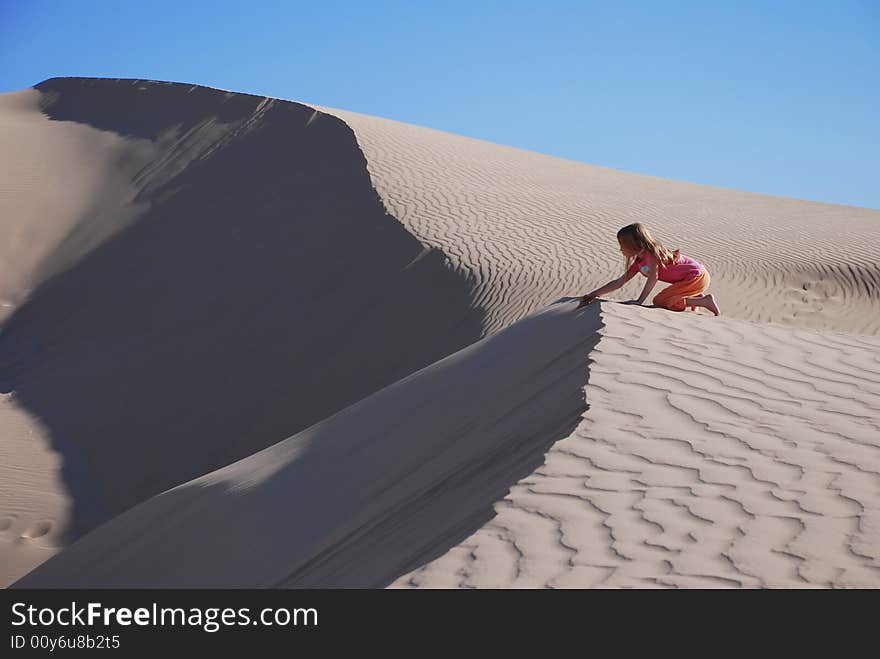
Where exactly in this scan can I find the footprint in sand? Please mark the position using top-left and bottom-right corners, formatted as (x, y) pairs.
(21, 520), (52, 540)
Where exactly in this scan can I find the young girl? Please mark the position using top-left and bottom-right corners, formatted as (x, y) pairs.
(577, 223), (720, 315)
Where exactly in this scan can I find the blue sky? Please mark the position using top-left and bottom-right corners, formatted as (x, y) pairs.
(2, 0), (878, 209)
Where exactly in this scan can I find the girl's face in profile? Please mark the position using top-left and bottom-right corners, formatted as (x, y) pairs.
(618, 237), (639, 258)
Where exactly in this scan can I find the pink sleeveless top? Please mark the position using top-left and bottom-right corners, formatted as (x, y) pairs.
(627, 250), (706, 283)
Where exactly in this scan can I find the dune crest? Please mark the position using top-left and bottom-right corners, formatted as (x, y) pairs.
(317, 103), (880, 335)
(0, 78), (484, 585)
(394, 302), (880, 588)
(14, 302), (601, 587)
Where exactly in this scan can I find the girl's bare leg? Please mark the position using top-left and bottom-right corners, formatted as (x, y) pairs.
(685, 294), (721, 316)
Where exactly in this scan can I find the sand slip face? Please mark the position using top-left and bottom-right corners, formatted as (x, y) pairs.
(12, 302), (602, 587)
(0, 88), (161, 585)
(0, 79), (489, 585)
(0, 88), (157, 319)
(315, 104), (880, 336)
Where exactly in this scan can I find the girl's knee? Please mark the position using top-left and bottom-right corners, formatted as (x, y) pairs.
(653, 296), (686, 312)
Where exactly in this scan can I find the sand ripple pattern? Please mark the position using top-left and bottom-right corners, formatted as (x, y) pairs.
(393, 303), (880, 588)
(315, 105), (880, 336)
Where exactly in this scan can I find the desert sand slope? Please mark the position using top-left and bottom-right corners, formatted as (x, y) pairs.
(315, 104), (880, 336)
(0, 78), (485, 585)
(395, 302), (880, 588)
(13, 301), (602, 587)
(15, 300), (880, 588)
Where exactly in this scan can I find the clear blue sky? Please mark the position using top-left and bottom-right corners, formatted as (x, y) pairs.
(2, 0), (878, 209)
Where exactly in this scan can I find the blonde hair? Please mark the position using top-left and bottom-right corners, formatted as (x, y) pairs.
(617, 223), (679, 274)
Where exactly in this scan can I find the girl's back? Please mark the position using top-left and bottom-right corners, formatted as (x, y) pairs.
(631, 251), (706, 283)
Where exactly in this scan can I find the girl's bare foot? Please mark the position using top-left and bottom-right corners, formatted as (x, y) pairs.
(702, 294), (720, 316)
(686, 294), (721, 316)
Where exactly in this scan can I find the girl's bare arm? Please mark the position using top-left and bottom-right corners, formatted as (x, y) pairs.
(632, 261), (658, 304)
(581, 269), (638, 302)
(588, 276), (625, 298)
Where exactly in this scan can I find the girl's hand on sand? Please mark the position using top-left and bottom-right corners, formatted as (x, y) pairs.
(576, 295), (595, 309)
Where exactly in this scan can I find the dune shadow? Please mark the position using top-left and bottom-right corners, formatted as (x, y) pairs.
(0, 78), (486, 545)
(13, 301), (602, 588)
(270, 303), (607, 589)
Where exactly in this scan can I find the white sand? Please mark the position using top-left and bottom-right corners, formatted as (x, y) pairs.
(3, 78), (879, 588)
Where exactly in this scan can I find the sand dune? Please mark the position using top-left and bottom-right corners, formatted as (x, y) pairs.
(318, 103), (880, 335)
(14, 301), (601, 587)
(394, 302), (880, 588)
(2, 78), (879, 588)
(13, 300), (880, 588)
(1, 79), (484, 584)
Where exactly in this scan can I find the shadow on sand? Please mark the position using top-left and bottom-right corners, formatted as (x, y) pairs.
(0, 78), (486, 545)
(14, 300), (602, 588)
